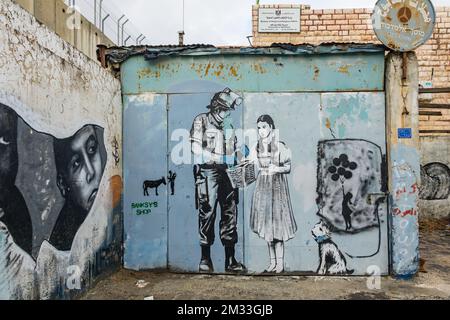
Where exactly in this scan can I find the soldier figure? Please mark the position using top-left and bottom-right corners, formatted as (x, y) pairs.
(190, 88), (246, 273)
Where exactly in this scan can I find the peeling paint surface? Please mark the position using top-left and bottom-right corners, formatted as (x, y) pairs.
(122, 49), (390, 275)
(390, 146), (421, 277)
(120, 54), (385, 95)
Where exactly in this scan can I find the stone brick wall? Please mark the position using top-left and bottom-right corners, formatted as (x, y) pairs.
(252, 5), (450, 136)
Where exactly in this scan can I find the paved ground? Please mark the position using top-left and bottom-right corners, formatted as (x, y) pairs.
(81, 218), (450, 300)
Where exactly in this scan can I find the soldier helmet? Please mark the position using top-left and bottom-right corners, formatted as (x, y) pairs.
(209, 88), (243, 111)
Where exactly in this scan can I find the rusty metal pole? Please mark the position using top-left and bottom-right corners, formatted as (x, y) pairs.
(97, 44), (107, 68)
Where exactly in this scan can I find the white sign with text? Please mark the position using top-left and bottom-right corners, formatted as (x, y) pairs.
(258, 8), (301, 33)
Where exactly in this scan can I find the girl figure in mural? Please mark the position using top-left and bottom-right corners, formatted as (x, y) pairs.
(0, 103), (33, 255)
(50, 125), (106, 251)
(248, 115), (297, 274)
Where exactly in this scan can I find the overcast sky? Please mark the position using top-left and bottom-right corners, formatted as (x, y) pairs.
(107, 0), (450, 46)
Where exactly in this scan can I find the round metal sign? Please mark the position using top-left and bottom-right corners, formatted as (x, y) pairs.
(372, 0), (436, 52)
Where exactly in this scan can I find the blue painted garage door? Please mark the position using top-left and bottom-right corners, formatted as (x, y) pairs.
(123, 51), (389, 275)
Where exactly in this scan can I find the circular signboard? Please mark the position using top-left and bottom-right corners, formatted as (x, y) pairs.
(372, 0), (436, 52)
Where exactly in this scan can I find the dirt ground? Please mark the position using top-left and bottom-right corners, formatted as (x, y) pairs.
(81, 218), (450, 300)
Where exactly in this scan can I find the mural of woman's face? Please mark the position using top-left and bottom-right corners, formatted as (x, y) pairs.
(58, 126), (103, 212)
(257, 121), (272, 140)
(0, 105), (18, 191)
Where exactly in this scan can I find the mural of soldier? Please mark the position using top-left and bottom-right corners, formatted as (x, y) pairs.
(50, 125), (106, 251)
(0, 103), (33, 255)
(190, 88), (246, 273)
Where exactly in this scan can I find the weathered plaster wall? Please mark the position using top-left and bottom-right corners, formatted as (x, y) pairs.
(386, 52), (421, 278)
(0, 0), (122, 299)
(13, 0), (115, 61)
(419, 136), (450, 219)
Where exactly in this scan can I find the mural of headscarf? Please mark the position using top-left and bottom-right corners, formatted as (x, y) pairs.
(0, 103), (33, 255)
(0, 103), (107, 257)
(50, 125), (107, 251)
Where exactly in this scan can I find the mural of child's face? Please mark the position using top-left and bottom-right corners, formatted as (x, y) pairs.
(0, 105), (18, 190)
(61, 126), (103, 212)
(257, 121), (272, 140)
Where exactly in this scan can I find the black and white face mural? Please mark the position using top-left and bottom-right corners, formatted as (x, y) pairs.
(0, 103), (33, 255)
(0, 103), (107, 256)
(420, 162), (450, 200)
(50, 125), (107, 251)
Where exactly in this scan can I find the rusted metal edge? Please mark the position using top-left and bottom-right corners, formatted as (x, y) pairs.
(420, 130), (450, 134)
(419, 88), (450, 94)
(419, 104), (450, 109)
(419, 111), (442, 116)
(103, 43), (386, 65)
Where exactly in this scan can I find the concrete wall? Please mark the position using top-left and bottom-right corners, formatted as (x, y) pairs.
(386, 52), (421, 278)
(419, 136), (450, 219)
(12, 0), (115, 62)
(252, 5), (450, 137)
(0, 0), (122, 299)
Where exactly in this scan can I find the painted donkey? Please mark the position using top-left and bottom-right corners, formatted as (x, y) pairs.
(143, 177), (167, 196)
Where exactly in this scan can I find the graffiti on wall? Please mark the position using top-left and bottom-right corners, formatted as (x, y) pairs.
(419, 162), (450, 200)
(0, 103), (33, 255)
(0, 102), (107, 267)
(247, 115), (297, 274)
(125, 85), (389, 275)
(316, 140), (385, 233)
(311, 220), (354, 275)
(168, 171), (177, 195)
(188, 88), (300, 274)
(50, 125), (107, 251)
(313, 139), (386, 274)
(131, 201), (159, 216)
(143, 177), (167, 197)
(112, 136), (120, 167)
(391, 159), (420, 276)
(190, 88), (246, 273)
